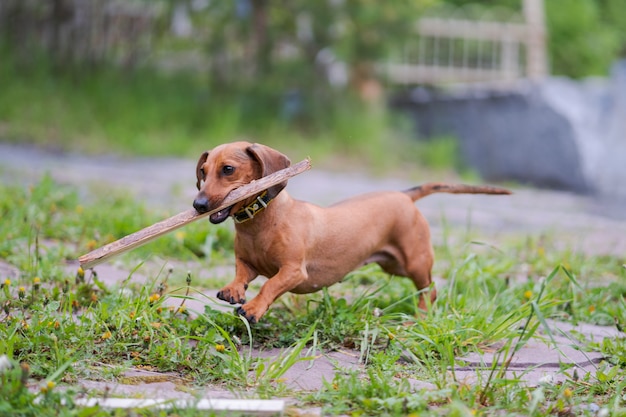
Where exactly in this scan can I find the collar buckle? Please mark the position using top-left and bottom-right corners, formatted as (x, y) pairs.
(233, 191), (271, 223)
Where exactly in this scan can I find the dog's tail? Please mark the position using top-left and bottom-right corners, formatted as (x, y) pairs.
(404, 183), (512, 202)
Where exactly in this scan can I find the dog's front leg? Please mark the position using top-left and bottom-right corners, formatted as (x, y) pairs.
(217, 258), (257, 305)
(237, 264), (306, 323)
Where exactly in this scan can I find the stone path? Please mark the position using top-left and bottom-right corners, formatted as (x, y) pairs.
(1, 142), (625, 414)
(2, 143), (625, 255)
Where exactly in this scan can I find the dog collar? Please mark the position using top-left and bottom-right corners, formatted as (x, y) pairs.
(233, 191), (273, 223)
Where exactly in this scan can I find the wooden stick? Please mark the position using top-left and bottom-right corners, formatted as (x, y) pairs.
(78, 158), (311, 269)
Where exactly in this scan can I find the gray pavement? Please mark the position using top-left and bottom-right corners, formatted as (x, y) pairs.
(1, 142), (625, 413)
(2, 142), (626, 256)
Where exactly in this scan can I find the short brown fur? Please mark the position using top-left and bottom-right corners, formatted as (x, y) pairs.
(193, 141), (511, 323)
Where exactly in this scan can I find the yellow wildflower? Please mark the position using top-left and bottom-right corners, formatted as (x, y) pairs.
(215, 344), (226, 353)
(20, 362), (30, 374)
(40, 381), (55, 394)
(563, 388), (573, 399)
(102, 331), (112, 340)
(524, 290), (533, 300)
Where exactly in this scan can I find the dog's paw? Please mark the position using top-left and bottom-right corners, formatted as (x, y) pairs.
(216, 286), (246, 305)
(236, 306), (257, 324)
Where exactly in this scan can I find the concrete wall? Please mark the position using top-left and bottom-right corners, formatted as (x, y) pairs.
(391, 60), (626, 198)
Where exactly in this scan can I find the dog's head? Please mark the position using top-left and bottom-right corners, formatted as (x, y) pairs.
(193, 141), (291, 224)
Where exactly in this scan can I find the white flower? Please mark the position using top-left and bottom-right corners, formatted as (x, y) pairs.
(0, 355), (12, 372)
(538, 374), (554, 385)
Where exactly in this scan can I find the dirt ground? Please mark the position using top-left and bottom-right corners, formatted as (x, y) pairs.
(1, 142), (625, 413)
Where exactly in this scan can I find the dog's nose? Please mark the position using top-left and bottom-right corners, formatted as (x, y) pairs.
(193, 196), (210, 213)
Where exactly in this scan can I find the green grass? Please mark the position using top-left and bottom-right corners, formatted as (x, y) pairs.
(0, 175), (233, 274)
(1, 177), (625, 415)
(0, 46), (465, 179)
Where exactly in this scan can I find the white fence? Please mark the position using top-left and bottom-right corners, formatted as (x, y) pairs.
(0, 0), (156, 68)
(386, 0), (547, 86)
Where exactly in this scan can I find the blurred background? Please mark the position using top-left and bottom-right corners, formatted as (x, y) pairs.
(1, 0), (625, 196)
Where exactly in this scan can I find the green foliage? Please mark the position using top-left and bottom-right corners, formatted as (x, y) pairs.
(1, 178), (626, 416)
(183, 0), (434, 83)
(0, 52), (219, 156)
(321, 0), (437, 64)
(0, 176), (232, 279)
(0, 1), (450, 174)
(0, 357), (102, 417)
(545, 0), (622, 78)
(439, 0), (625, 78)
(413, 135), (472, 175)
(0, 46), (427, 173)
(599, 0), (626, 56)
(314, 367), (433, 415)
(3, 1), (625, 178)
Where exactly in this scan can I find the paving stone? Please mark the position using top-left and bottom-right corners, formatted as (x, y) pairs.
(455, 319), (617, 386)
(1, 144), (624, 406)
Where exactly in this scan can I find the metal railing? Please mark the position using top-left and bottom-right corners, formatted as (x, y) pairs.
(385, 0), (547, 86)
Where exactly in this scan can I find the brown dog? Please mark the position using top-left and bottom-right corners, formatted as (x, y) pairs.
(193, 141), (511, 323)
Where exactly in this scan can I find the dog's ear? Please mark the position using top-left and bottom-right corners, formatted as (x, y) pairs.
(246, 144), (291, 197)
(195, 151), (209, 190)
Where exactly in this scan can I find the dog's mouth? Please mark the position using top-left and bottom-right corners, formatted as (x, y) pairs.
(209, 206), (233, 224)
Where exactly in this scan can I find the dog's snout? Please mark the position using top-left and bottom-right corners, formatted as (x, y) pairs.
(193, 196), (210, 213)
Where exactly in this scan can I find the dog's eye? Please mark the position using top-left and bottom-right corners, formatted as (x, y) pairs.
(222, 165), (235, 176)
(199, 168), (206, 180)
